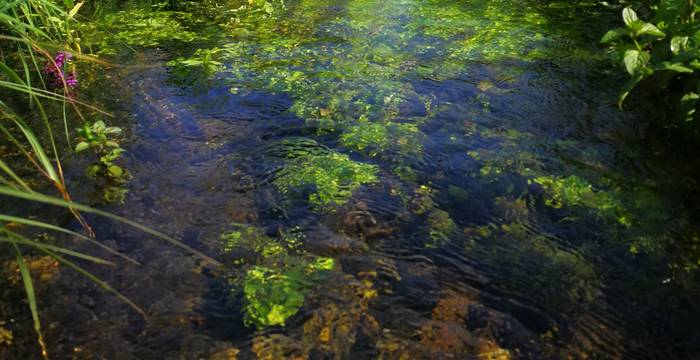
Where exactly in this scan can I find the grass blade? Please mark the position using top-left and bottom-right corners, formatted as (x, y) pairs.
(0, 214), (139, 265)
(0, 186), (223, 266)
(10, 243), (49, 359)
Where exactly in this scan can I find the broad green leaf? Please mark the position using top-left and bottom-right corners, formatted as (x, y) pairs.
(601, 28), (628, 43)
(624, 49), (650, 75)
(671, 36), (689, 54)
(623, 7), (638, 26)
(627, 20), (644, 34)
(92, 120), (106, 133)
(108, 165), (124, 178)
(104, 127), (122, 135)
(638, 23), (665, 37)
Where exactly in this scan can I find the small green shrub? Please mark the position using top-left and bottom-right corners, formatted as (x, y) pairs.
(75, 120), (129, 203)
(602, 3), (700, 120)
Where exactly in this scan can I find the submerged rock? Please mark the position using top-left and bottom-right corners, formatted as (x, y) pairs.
(305, 225), (369, 256)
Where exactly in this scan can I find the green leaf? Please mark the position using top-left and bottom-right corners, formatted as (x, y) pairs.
(601, 28), (628, 43)
(67, 2), (83, 19)
(638, 23), (665, 37)
(680, 92), (699, 121)
(92, 120), (106, 133)
(655, 61), (694, 73)
(627, 20), (644, 34)
(618, 73), (644, 108)
(87, 164), (101, 177)
(624, 49), (651, 75)
(623, 7), (638, 26)
(671, 36), (689, 54)
(75, 141), (89, 152)
(108, 165), (124, 178)
(0, 215), (138, 264)
(104, 127), (122, 135)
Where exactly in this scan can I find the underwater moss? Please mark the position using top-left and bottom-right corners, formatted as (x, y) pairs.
(531, 175), (630, 226)
(83, 9), (198, 55)
(220, 224), (334, 328)
(243, 266), (307, 327)
(340, 121), (424, 158)
(274, 150), (379, 209)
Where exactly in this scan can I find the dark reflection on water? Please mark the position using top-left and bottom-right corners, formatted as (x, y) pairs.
(3, 0), (700, 358)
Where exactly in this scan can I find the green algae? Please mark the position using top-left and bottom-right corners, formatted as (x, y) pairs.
(243, 257), (334, 328)
(340, 120), (423, 158)
(274, 149), (379, 209)
(82, 9), (198, 55)
(531, 175), (631, 226)
(220, 224), (335, 328)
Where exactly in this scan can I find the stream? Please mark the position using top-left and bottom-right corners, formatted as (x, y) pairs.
(3, 0), (700, 358)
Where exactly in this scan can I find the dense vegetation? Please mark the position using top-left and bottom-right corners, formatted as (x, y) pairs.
(603, 0), (700, 124)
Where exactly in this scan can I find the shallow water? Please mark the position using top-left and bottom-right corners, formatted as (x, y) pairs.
(3, 0), (700, 358)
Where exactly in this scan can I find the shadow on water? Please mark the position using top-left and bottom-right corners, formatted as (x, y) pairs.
(3, 0), (700, 358)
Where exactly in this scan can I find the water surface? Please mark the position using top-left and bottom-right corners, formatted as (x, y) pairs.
(4, 0), (700, 358)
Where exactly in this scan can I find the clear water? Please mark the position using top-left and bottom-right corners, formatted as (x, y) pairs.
(3, 0), (700, 358)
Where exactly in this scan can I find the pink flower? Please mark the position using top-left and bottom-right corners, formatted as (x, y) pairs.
(43, 51), (77, 90)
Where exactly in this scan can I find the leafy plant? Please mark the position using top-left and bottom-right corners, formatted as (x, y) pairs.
(601, 3), (700, 119)
(530, 175), (631, 226)
(75, 120), (129, 203)
(167, 47), (224, 87)
(81, 8), (198, 55)
(274, 150), (379, 209)
(220, 224), (334, 328)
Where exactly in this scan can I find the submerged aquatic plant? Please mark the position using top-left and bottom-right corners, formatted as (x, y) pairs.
(220, 224), (334, 328)
(340, 120), (424, 158)
(82, 8), (198, 55)
(274, 150), (379, 209)
(531, 175), (630, 226)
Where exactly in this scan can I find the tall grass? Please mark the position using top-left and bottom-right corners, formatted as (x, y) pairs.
(1, 1), (220, 358)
